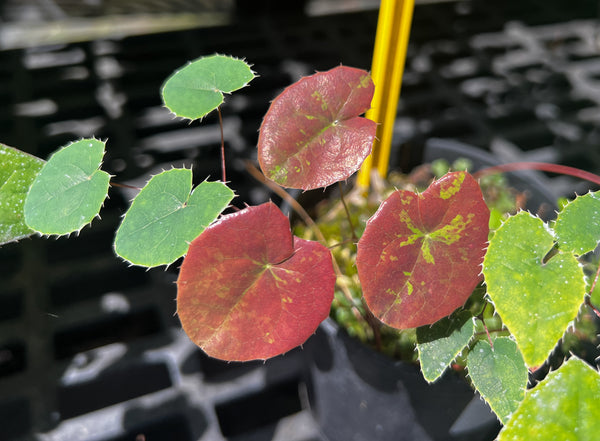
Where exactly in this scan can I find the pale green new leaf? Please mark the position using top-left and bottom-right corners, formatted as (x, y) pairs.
(0, 143), (44, 244)
(114, 168), (234, 267)
(467, 337), (528, 424)
(483, 212), (586, 368)
(24, 139), (110, 235)
(417, 310), (474, 383)
(498, 357), (600, 440)
(162, 54), (255, 120)
(554, 191), (600, 255)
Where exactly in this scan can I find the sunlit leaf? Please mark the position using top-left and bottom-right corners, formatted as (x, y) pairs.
(0, 143), (44, 244)
(467, 337), (528, 424)
(483, 212), (586, 368)
(417, 310), (474, 383)
(24, 138), (110, 235)
(114, 169), (233, 267)
(498, 357), (600, 440)
(162, 54), (255, 120)
(554, 191), (600, 255)
(258, 66), (376, 190)
(357, 172), (489, 329)
(177, 202), (335, 361)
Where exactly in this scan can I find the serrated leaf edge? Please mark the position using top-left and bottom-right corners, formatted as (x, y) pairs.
(113, 168), (235, 268)
(161, 53), (257, 122)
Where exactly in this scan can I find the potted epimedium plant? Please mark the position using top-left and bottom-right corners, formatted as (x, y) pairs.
(293, 160), (523, 441)
(2, 55), (600, 440)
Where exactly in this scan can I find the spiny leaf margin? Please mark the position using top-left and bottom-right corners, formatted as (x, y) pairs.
(257, 65), (376, 190)
(161, 54), (255, 120)
(467, 337), (528, 424)
(114, 168), (234, 267)
(176, 202), (336, 361)
(498, 357), (600, 440)
(482, 211), (586, 368)
(23, 138), (110, 236)
(554, 190), (600, 255)
(357, 171), (490, 329)
(0, 143), (44, 244)
(416, 310), (475, 383)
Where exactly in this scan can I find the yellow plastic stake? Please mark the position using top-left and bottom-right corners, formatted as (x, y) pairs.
(357, 0), (414, 188)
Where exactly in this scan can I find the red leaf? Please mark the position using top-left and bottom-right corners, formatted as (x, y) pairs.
(258, 66), (376, 190)
(356, 172), (489, 329)
(177, 202), (335, 361)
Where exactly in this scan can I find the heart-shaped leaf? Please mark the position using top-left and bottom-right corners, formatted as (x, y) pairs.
(161, 54), (255, 120)
(554, 191), (600, 255)
(177, 202), (335, 361)
(498, 357), (600, 440)
(483, 211), (586, 368)
(24, 138), (110, 235)
(0, 143), (44, 244)
(417, 310), (475, 383)
(357, 172), (489, 329)
(114, 169), (234, 267)
(467, 337), (528, 424)
(258, 66), (376, 190)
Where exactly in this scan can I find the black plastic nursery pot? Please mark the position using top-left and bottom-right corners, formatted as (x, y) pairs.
(304, 320), (500, 441)
(301, 137), (574, 441)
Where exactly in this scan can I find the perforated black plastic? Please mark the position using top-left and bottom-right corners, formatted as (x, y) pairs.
(1, 1), (599, 440)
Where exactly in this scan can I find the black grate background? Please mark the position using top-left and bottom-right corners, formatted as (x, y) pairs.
(1, 1), (599, 440)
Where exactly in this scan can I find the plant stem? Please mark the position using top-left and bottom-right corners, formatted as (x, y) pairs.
(585, 298), (600, 319)
(482, 320), (494, 348)
(473, 328), (506, 338)
(476, 308), (495, 348)
(245, 161), (321, 240)
(110, 181), (141, 191)
(218, 106), (226, 183)
(361, 298), (383, 351)
(474, 162), (600, 187)
(338, 182), (358, 243)
(589, 262), (600, 297)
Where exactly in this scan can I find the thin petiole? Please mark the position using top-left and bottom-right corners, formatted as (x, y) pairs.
(110, 181), (141, 191)
(218, 106), (226, 183)
(474, 162), (600, 187)
(338, 182), (358, 243)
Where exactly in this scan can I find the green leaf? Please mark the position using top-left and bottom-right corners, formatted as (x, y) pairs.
(23, 138), (110, 235)
(0, 144), (44, 244)
(498, 357), (600, 440)
(416, 310), (474, 383)
(114, 169), (234, 267)
(483, 212), (586, 368)
(161, 54), (255, 120)
(467, 337), (528, 424)
(554, 191), (600, 255)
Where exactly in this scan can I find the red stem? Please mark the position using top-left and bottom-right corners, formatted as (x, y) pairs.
(586, 297), (600, 319)
(110, 182), (141, 191)
(338, 182), (358, 243)
(483, 320), (494, 349)
(218, 106), (226, 183)
(474, 162), (600, 187)
(590, 263), (600, 296)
